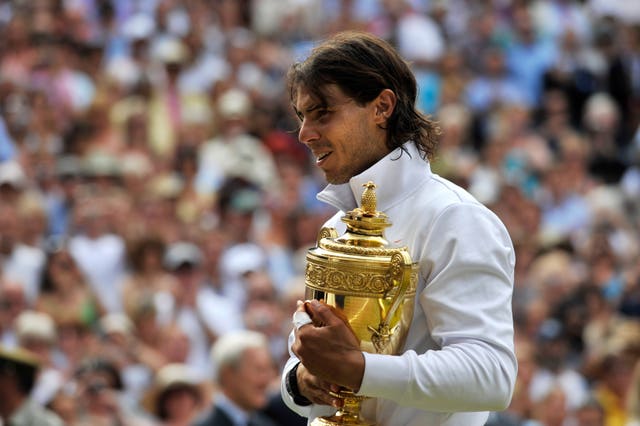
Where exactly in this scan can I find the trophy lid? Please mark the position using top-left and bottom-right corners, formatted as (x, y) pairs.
(337, 181), (390, 246)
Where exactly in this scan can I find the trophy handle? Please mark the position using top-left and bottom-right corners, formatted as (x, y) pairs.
(317, 227), (339, 245)
(368, 251), (413, 352)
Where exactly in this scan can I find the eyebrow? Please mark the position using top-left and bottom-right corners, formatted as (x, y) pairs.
(293, 102), (324, 120)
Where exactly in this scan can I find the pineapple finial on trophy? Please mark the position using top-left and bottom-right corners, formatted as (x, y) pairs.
(361, 181), (377, 214)
(339, 182), (390, 243)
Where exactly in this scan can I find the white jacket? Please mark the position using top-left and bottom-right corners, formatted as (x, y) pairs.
(281, 142), (517, 426)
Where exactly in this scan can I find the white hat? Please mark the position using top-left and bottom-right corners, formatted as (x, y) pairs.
(146, 173), (184, 199)
(220, 243), (267, 280)
(217, 88), (252, 119)
(152, 37), (189, 64)
(122, 13), (156, 41)
(15, 310), (56, 343)
(141, 363), (203, 417)
(100, 313), (133, 336)
(105, 57), (141, 89)
(164, 241), (203, 270)
(83, 152), (121, 177)
(0, 161), (26, 189)
(156, 363), (199, 390)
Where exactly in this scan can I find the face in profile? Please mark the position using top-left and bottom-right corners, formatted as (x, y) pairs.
(294, 85), (390, 184)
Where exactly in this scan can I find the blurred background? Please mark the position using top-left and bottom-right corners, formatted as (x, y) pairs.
(0, 0), (639, 425)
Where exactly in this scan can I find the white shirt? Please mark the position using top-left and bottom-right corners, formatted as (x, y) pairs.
(69, 233), (126, 313)
(2, 243), (45, 304)
(197, 286), (244, 337)
(281, 142), (517, 426)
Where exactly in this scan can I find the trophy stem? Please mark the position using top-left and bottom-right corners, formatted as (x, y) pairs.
(310, 391), (374, 426)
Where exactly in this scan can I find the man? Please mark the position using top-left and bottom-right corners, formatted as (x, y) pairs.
(0, 345), (64, 426)
(164, 241), (244, 374)
(141, 362), (205, 425)
(14, 310), (64, 407)
(0, 202), (46, 305)
(194, 330), (278, 426)
(280, 31), (517, 426)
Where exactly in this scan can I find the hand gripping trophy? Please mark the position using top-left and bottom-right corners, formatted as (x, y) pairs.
(304, 182), (418, 426)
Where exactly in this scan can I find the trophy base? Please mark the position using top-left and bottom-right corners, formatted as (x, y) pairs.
(309, 390), (375, 425)
(311, 414), (375, 426)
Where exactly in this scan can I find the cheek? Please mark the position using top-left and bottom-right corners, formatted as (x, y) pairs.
(240, 366), (273, 396)
(167, 393), (198, 412)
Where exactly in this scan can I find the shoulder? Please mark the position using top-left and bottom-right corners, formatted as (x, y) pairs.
(192, 405), (233, 426)
(425, 173), (483, 207)
(396, 172), (495, 229)
(12, 400), (65, 426)
(253, 411), (281, 426)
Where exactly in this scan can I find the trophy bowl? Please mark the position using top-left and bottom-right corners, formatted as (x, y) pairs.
(304, 182), (418, 426)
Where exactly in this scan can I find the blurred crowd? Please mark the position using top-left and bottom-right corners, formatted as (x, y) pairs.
(0, 0), (639, 425)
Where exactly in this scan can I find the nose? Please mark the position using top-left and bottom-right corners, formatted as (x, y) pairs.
(298, 119), (320, 145)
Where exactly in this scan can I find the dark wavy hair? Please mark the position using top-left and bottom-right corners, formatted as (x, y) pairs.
(287, 30), (440, 160)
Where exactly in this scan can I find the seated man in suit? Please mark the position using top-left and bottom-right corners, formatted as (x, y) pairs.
(193, 330), (278, 426)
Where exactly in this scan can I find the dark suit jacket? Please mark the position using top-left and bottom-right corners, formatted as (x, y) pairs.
(192, 405), (279, 426)
(261, 392), (307, 426)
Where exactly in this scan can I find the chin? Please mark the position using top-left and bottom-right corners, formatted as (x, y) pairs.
(325, 174), (351, 185)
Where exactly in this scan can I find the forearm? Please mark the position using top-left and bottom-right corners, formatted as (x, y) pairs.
(358, 340), (517, 412)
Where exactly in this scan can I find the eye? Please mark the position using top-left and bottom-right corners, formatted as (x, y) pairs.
(314, 108), (331, 123)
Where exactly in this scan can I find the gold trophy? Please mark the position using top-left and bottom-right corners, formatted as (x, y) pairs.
(304, 181), (418, 426)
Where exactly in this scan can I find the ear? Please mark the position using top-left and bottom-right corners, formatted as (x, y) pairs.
(218, 366), (231, 387)
(373, 89), (397, 125)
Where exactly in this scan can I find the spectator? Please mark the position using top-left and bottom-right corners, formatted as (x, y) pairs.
(147, 36), (193, 158)
(68, 196), (127, 313)
(531, 0), (592, 44)
(574, 398), (606, 426)
(13, 310), (64, 408)
(164, 240), (242, 378)
(0, 345), (64, 426)
(242, 270), (288, 367)
(197, 87), (280, 193)
(119, 235), (176, 324)
(141, 362), (207, 426)
(505, 4), (558, 105)
(376, 0), (445, 67)
(592, 353), (637, 426)
(98, 312), (165, 407)
(74, 356), (154, 426)
(465, 46), (529, 118)
(193, 330), (278, 426)
(528, 319), (590, 411)
(0, 201), (45, 305)
(35, 244), (104, 328)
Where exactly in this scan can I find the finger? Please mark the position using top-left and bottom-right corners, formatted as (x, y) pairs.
(310, 389), (338, 407)
(292, 310), (313, 331)
(304, 299), (344, 327)
(319, 382), (345, 408)
(307, 381), (341, 407)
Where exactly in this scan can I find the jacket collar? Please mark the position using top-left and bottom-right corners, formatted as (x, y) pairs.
(317, 142), (432, 213)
